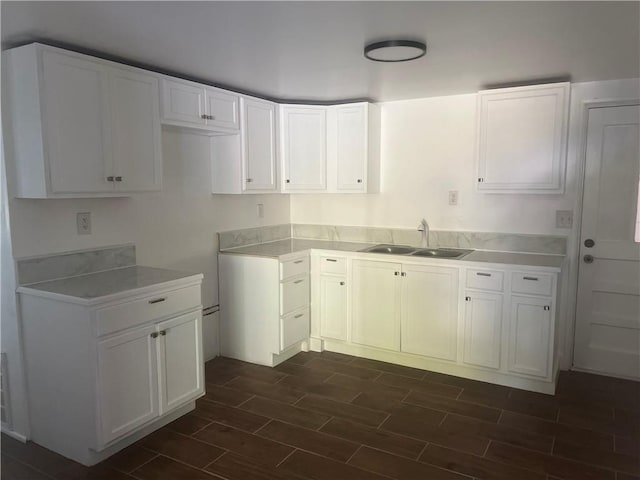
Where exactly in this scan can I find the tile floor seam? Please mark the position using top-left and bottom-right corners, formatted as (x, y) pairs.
(128, 452), (161, 475)
(415, 441), (430, 461)
(252, 418), (274, 435)
(292, 392), (308, 406)
(201, 449), (230, 470)
(274, 447), (298, 468)
(482, 439), (492, 457)
(344, 443), (364, 464)
(315, 416), (335, 432)
(438, 412), (449, 427)
(0, 453), (58, 480)
(233, 393), (256, 408)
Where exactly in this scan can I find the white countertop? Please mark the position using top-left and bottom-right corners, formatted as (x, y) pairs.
(18, 265), (203, 305)
(220, 239), (565, 270)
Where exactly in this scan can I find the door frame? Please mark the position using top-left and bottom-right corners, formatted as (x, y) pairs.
(569, 98), (640, 374)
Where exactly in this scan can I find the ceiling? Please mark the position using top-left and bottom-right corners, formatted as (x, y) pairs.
(2, 1), (638, 102)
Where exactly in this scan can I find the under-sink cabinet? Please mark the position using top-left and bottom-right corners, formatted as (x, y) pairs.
(309, 250), (562, 394)
(18, 276), (204, 466)
(219, 252), (310, 366)
(4, 43), (162, 198)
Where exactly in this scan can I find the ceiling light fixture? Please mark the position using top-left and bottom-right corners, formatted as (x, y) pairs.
(364, 39), (427, 62)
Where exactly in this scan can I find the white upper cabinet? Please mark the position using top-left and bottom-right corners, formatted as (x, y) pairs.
(280, 105), (327, 192)
(476, 82), (570, 194)
(160, 78), (239, 132)
(4, 44), (162, 198)
(280, 102), (380, 194)
(242, 97), (277, 192)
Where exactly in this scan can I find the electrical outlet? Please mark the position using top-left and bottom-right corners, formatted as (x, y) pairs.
(77, 212), (91, 235)
(448, 190), (459, 205)
(556, 210), (573, 229)
(257, 203), (264, 219)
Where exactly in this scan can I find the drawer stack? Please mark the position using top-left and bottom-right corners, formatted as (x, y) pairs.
(279, 255), (310, 351)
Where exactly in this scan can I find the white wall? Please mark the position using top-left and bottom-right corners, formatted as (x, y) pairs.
(9, 130), (291, 308)
(291, 78), (640, 369)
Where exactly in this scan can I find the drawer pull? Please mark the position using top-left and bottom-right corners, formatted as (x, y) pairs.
(150, 332), (159, 339)
(340, 281), (345, 286)
(293, 260), (304, 264)
(544, 305), (550, 311)
(465, 296), (471, 301)
(148, 297), (167, 304)
(476, 272), (491, 277)
(325, 258), (338, 262)
(159, 330), (167, 336)
(293, 279), (304, 284)
(523, 276), (539, 281)
(294, 313), (304, 319)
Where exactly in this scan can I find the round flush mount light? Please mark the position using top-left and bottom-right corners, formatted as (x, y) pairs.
(364, 39), (427, 62)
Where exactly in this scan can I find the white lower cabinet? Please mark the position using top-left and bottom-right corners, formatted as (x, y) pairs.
(351, 260), (402, 351)
(401, 264), (459, 361)
(319, 275), (348, 341)
(219, 252), (310, 366)
(19, 277), (204, 466)
(462, 291), (503, 369)
(508, 295), (553, 378)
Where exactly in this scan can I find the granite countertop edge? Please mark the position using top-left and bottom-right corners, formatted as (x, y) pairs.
(219, 239), (565, 270)
(17, 265), (204, 306)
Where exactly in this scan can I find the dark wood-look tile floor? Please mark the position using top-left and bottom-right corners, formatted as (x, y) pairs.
(2, 352), (639, 480)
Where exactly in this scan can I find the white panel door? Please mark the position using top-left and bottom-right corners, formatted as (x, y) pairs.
(157, 311), (204, 414)
(574, 104), (640, 378)
(161, 79), (205, 126)
(401, 264), (459, 361)
(109, 68), (162, 192)
(463, 291), (503, 369)
(351, 260), (401, 351)
(98, 324), (158, 445)
(320, 275), (348, 341)
(41, 51), (113, 193)
(242, 97), (277, 191)
(508, 295), (552, 378)
(335, 105), (367, 192)
(281, 106), (327, 191)
(477, 83), (569, 193)
(205, 88), (239, 130)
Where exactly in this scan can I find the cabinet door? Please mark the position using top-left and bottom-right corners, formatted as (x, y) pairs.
(242, 97), (277, 191)
(401, 264), (459, 361)
(320, 275), (347, 341)
(161, 78), (206, 126)
(351, 260), (401, 351)
(335, 105), (367, 192)
(157, 311), (204, 414)
(477, 83), (569, 193)
(281, 106), (327, 191)
(463, 291), (503, 369)
(508, 296), (552, 378)
(98, 324), (159, 445)
(110, 68), (162, 192)
(205, 88), (239, 130)
(41, 51), (113, 193)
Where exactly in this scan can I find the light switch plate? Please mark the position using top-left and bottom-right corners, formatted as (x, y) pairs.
(448, 191), (459, 205)
(556, 210), (573, 228)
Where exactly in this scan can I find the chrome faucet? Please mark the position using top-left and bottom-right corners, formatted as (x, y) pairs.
(417, 218), (429, 248)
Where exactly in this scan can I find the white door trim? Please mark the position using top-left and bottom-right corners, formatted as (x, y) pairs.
(568, 98), (640, 374)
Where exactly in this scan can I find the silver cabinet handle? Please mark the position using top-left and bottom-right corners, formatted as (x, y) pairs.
(150, 332), (159, 338)
(476, 272), (491, 277)
(465, 296), (471, 301)
(543, 305), (550, 311)
(294, 313), (304, 319)
(357, 179), (363, 183)
(106, 176), (114, 182)
(114, 176), (122, 182)
(394, 271), (399, 276)
(148, 297), (166, 304)
(325, 259), (338, 262)
(293, 279), (304, 284)
(293, 260), (304, 264)
(201, 114), (208, 119)
(340, 281), (345, 286)
(401, 272), (407, 277)
(478, 177), (484, 182)
(523, 276), (538, 281)
(286, 179), (291, 183)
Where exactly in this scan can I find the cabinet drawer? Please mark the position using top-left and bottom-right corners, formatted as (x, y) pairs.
(281, 308), (309, 351)
(320, 256), (346, 274)
(511, 272), (554, 296)
(466, 269), (504, 292)
(281, 275), (309, 315)
(97, 285), (201, 336)
(280, 256), (309, 280)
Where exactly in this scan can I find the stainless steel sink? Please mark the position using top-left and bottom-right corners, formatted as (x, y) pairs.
(410, 248), (473, 259)
(360, 244), (417, 255)
(359, 244), (473, 259)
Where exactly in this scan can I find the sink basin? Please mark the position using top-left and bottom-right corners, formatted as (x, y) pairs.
(360, 244), (417, 255)
(410, 248), (473, 259)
